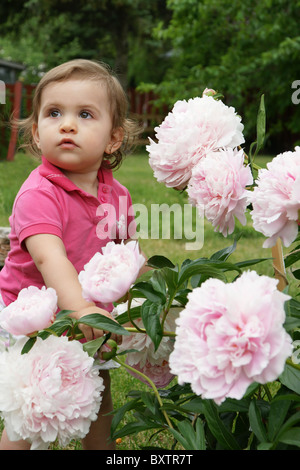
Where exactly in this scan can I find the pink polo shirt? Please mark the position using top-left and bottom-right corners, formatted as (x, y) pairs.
(0, 157), (135, 307)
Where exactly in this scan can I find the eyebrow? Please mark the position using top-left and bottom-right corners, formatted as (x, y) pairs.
(42, 101), (99, 110)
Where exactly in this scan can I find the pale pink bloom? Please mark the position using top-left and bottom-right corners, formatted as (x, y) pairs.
(0, 335), (104, 450)
(126, 359), (175, 389)
(78, 240), (145, 304)
(187, 148), (253, 236)
(147, 95), (244, 188)
(250, 147), (300, 248)
(114, 299), (181, 387)
(169, 271), (293, 405)
(0, 286), (57, 336)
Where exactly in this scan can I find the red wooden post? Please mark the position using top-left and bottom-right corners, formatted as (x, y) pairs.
(6, 80), (23, 161)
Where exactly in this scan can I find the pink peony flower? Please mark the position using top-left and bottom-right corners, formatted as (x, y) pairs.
(0, 286), (57, 336)
(0, 335), (104, 450)
(249, 147), (300, 248)
(169, 271), (293, 405)
(78, 240), (145, 304)
(147, 95), (244, 188)
(187, 147), (253, 236)
(114, 299), (181, 388)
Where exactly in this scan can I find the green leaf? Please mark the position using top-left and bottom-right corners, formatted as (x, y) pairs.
(161, 266), (179, 297)
(132, 281), (166, 304)
(275, 411), (300, 445)
(256, 94), (266, 153)
(292, 268), (300, 280)
(210, 237), (240, 261)
(279, 364), (300, 394)
(115, 305), (142, 325)
(268, 391), (291, 441)
(277, 427), (300, 447)
(285, 245), (300, 268)
(140, 392), (165, 422)
(169, 419), (206, 450)
(21, 336), (37, 354)
(285, 298), (300, 319)
(218, 397), (250, 413)
(257, 442), (274, 450)
(55, 309), (74, 320)
(77, 313), (130, 336)
(203, 400), (241, 450)
(45, 318), (74, 336)
(234, 258), (270, 268)
(249, 400), (268, 443)
(150, 270), (167, 297)
(180, 397), (205, 414)
(112, 420), (158, 440)
(249, 94), (266, 162)
(141, 300), (163, 350)
(177, 260), (228, 287)
(82, 335), (107, 357)
(110, 398), (141, 437)
(147, 255), (175, 269)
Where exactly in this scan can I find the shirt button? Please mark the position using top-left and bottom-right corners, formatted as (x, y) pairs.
(102, 186), (110, 193)
(100, 196), (107, 203)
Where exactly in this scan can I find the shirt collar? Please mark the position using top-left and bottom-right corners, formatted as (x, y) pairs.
(38, 156), (113, 192)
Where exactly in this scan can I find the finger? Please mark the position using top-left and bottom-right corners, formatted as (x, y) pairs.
(80, 324), (94, 342)
(110, 332), (122, 345)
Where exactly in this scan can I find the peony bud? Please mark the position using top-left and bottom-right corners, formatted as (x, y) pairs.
(100, 338), (118, 361)
(202, 88), (216, 97)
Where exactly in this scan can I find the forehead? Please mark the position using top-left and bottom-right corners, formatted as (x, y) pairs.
(39, 78), (109, 108)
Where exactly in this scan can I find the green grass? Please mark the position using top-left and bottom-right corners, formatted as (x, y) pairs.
(0, 153), (39, 225)
(0, 150), (299, 449)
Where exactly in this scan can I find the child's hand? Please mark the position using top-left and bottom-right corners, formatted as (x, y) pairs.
(74, 305), (122, 345)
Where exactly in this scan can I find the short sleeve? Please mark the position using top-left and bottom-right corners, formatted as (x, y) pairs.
(13, 189), (63, 246)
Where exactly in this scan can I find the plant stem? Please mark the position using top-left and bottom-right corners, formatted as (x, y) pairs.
(71, 326), (176, 342)
(286, 358), (300, 371)
(114, 357), (174, 430)
(125, 326), (176, 337)
(242, 150), (261, 172)
(127, 295), (144, 333)
(263, 384), (272, 401)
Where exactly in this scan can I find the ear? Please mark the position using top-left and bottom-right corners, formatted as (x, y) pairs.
(105, 127), (124, 154)
(32, 123), (41, 149)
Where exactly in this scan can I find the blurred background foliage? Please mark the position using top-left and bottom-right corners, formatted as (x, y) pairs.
(0, 0), (300, 154)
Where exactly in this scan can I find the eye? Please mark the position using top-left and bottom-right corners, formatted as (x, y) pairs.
(49, 109), (61, 118)
(80, 110), (92, 119)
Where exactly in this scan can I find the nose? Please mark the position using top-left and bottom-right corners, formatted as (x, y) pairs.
(59, 114), (77, 133)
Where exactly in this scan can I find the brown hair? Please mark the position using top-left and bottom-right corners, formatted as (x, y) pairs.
(18, 59), (141, 169)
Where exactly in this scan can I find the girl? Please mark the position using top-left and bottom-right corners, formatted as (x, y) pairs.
(0, 59), (142, 450)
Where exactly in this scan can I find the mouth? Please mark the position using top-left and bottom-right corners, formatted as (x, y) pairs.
(58, 138), (78, 149)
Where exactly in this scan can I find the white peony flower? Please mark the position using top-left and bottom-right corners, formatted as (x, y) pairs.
(147, 95), (244, 188)
(0, 335), (104, 450)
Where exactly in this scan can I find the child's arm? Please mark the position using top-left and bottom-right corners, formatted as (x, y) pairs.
(25, 233), (118, 342)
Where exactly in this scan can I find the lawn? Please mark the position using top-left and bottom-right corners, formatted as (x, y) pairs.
(0, 149), (299, 450)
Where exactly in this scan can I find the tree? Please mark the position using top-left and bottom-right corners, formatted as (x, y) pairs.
(0, 0), (171, 88)
(142, 0), (300, 153)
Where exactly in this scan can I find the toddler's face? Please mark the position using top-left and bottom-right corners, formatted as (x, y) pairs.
(32, 79), (122, 174)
